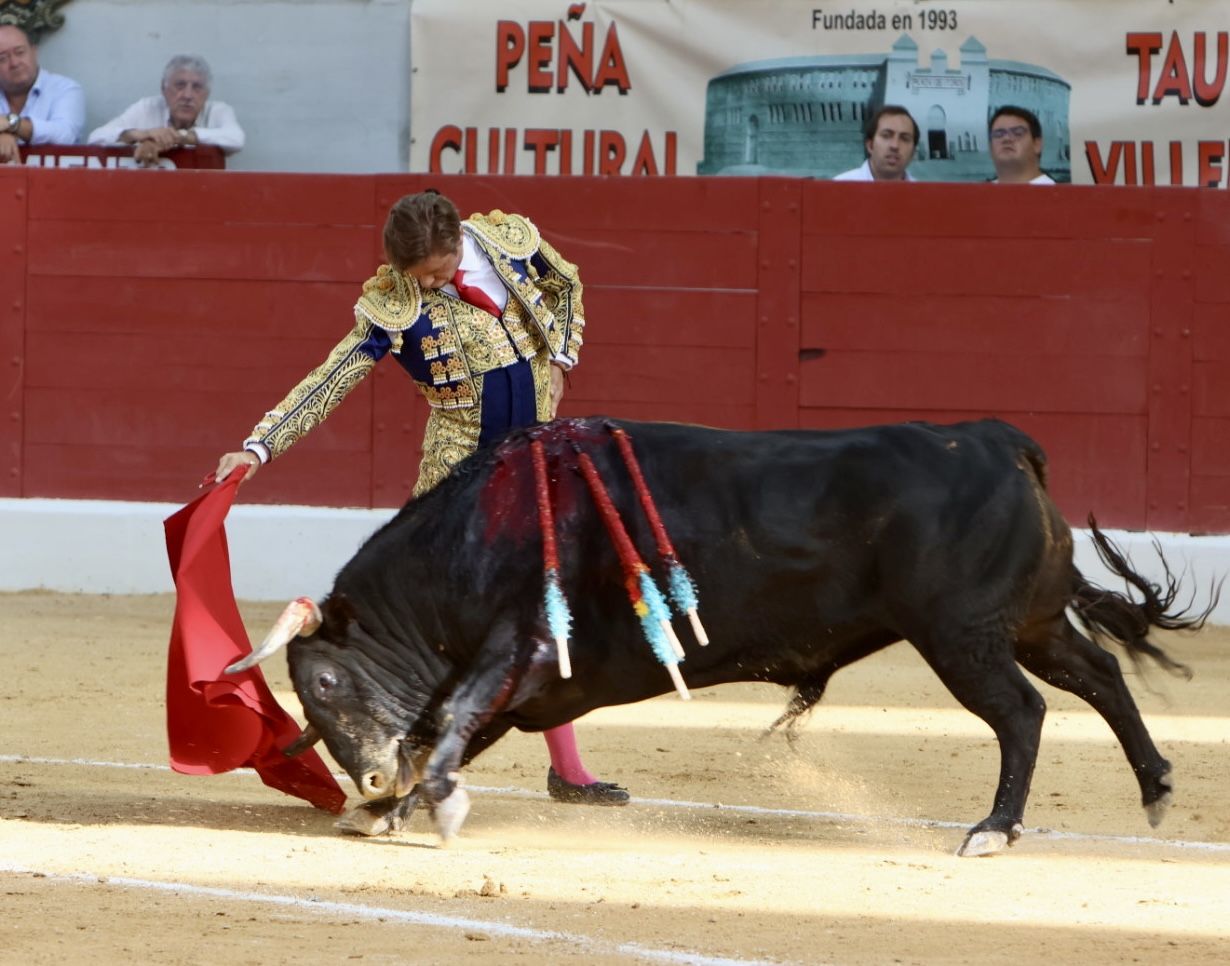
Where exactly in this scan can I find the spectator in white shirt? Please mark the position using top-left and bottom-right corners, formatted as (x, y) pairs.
(87, 54), (244, 165)
(0, 22), (86, 164)
(989, 106), (1056, 185)
(834, 106), (919, 182)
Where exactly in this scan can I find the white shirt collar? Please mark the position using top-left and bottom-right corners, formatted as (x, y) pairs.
(457, 233), (484, 272)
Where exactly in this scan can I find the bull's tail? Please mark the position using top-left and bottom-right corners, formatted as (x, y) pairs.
(1069, 516), (1217, 679)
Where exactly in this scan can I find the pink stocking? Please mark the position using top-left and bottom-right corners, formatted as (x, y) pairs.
(543, 722), (598, 785)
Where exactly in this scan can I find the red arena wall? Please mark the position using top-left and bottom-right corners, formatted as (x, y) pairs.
(2, 168), (1228, 533)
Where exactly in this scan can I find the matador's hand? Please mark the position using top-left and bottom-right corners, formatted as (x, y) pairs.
(214, 450), (261, 484)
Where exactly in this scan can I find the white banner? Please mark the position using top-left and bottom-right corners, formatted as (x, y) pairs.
(410, 0), (1230, 186)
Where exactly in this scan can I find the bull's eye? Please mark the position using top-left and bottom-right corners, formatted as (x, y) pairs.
(315, 670), (338, 697)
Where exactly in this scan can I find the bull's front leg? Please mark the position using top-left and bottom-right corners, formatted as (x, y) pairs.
(420, 618), (531, 841)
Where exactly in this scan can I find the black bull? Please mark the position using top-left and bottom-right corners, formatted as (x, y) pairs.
(232, 417), (1209, 856)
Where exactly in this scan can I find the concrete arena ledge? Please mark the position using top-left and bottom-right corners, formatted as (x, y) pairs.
(0, 498), (393, 602)
(1, 498), (1228, 623)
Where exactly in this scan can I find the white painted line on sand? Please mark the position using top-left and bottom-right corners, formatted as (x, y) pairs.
(4, 753), (1229, 854)
(0, 863), (787, 966)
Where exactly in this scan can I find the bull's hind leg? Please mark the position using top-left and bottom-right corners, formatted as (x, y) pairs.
(1016, 616), (1175, 827)
(910, 626), (1047, 857)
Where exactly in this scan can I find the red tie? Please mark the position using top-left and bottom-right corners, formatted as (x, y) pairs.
(452, 269), (501, 318)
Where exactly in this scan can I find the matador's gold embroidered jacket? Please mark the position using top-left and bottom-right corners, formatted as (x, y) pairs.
(242, 211), (585, 490)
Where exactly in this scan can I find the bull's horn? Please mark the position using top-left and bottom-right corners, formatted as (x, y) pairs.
(225, 596), (322, 674)
(282, 723), (321, 758)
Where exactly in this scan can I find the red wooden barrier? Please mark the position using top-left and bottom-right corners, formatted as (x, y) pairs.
(0, 169), (26, 497)
(4, 168), (1229, 533)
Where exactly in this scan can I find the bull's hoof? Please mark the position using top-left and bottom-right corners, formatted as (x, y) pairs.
(547, 767), (631, 806)
(335, 803), (396, 837)
(335, 790), (420, 837)
(431, 785), (471, 843)
(957, 822), (1023, 857)
(1145, 770), (1174, 828)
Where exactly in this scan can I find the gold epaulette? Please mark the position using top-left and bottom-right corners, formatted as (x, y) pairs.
(537, 235), (581, 285)
(465, 211), (540, 260)
(354, 264), (422, 332)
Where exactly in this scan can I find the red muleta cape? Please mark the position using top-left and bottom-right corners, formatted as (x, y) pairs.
(163, 471), (346, 814)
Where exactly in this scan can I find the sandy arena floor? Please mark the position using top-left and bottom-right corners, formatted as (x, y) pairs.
(1, 591), (1227, 965)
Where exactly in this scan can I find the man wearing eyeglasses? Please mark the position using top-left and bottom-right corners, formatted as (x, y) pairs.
(988, 106), (1055, 185)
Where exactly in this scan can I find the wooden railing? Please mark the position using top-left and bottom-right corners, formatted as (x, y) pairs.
(17, 144), (226, 169)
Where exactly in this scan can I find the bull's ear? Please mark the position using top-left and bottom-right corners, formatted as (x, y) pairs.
(319, 593), (358, 640)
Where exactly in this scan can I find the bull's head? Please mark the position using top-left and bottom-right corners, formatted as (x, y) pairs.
(226, 596), (431, 801)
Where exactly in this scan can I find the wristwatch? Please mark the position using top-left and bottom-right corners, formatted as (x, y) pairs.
(3, 112), (20, 137)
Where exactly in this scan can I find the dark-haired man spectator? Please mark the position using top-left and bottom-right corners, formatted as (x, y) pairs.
(834, 105), (918, 182)
(0, 23), (85, 164)
(989, 106), (1055, 184)
(87, 54), (244, 166)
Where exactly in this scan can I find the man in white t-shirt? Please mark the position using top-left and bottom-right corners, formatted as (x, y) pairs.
(833, 106), (919, 182)
(989, 105), (1056, 185)
(87, 54), (244, 165)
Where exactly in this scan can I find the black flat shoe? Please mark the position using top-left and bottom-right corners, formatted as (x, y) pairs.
(547, 767), (630, 806)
